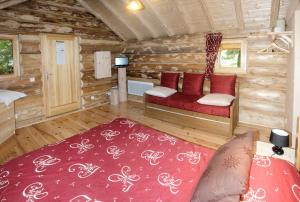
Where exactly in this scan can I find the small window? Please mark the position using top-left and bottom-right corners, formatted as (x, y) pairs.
(0, 35), (19, 79)
(215, 39), (247, 74)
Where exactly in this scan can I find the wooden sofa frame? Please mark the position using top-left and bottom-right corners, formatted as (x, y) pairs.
(144, 82), (239, 137)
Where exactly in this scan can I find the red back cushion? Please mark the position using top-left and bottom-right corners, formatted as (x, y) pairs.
(182, 72), (205, 96)
(210, 74), (237, 96)
(160, 72), (180, 90)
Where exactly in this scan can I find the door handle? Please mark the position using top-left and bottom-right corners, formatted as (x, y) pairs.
(45, 72), (52, 80)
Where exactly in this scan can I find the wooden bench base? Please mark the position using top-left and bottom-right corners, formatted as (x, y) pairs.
(145, 101), (238, 137)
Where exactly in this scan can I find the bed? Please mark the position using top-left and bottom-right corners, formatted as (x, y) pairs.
(0, 118), (299, 201)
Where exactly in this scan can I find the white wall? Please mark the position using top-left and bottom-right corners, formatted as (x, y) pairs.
(287, 6), (300, 147)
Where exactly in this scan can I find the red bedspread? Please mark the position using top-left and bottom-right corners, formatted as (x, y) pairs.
(0, 118), (299, 202)
(0, 118), (214, 202)
(242, 155), (300, 202)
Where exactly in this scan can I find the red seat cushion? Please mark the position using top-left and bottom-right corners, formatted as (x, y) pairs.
(182, 72), (205, 96)
(210, 74), (237, 96)
(160, 72), (180, 90)
(146, 92), (231, 117)
(167, 92), (199, 109)
(145, 94), (169, 106)
(184, 101), (231, 117)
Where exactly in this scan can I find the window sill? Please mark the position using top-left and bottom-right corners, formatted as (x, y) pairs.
(214, 68), (247, 75)
(0, 74), (20, 81)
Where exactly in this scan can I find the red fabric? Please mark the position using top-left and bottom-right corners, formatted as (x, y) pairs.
(182, 73), (205, 96)
(205, 33), (223, 78)
(242, 155), (300, 202)
(0, 118), (214, 202)
(145, 94), (169, 106)
(210, 74), (237, 96)
(145, 93), (231, 117)
(160, 72), (180, 90)
(1, 119), (299, 202)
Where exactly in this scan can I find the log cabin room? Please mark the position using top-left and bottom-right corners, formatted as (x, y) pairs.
(0, 0), (300, 201)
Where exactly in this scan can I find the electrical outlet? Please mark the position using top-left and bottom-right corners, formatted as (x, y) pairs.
(29, 77), (35, 82)
(91, 95), (96, 100)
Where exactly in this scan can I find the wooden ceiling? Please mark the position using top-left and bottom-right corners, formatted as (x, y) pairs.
(0, 0), (292, 41)
(78, 0), (291, 41)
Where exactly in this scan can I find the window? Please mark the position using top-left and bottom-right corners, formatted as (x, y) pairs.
(215, 39), (247, 74)
(0, 35), (19, 79)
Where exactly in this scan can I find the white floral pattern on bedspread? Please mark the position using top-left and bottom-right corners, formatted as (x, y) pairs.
(241, 155), (300, 202)
(0, 118), (214, 202)
(0, 118), (299, 202)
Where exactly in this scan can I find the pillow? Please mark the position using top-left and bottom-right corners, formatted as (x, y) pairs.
(197, 93), (235, 107)
(210, 74), (237, 96)
(145, 86), (177, 98)
(0, 90), (27, 106)
(182, 72), (205, 96)
(191, 131), (254, 202)
(160, 72), (180, 90)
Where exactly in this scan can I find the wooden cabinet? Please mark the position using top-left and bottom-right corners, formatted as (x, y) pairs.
(0, 103), (15, 144)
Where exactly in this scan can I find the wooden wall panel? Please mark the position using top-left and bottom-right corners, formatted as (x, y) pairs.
(0, 0), (123, 128)
(79, 38), (123, 109)
(124, 33), (288, 130)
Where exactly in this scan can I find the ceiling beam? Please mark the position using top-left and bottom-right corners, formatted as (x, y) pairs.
(270, 0), (281, 28)
(0, 0), (28, 9)
(77, 0), (135, 41)
(234, 0), (245, 31)
(199, 0), (215, 31)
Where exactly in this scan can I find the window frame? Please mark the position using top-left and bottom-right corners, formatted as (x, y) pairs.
(0, 34), (20, 80)
(215, 38), (247, 74)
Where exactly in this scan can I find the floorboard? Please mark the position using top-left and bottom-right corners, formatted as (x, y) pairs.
(0, 101), (268, 164)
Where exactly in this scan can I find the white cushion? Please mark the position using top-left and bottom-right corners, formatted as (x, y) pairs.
(145, 86), (177, 98)
(0, 90), (27, 106)
(197, 93), (235, 106)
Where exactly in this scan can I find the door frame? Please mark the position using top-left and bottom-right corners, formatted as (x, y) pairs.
(41, 33), (81, 117)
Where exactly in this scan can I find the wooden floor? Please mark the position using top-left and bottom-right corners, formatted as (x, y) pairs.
(0, 101), (269, 164)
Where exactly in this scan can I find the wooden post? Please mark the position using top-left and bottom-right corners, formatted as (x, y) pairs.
(118, 67), (127, 102)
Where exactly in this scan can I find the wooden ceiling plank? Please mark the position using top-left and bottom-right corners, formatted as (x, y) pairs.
(234, 0), (245, 31)
(270, 0), (281, 28)
(173, 0), (192, 34)
(143, 0), (175, 36)
(199, 0), (215, 31)
(0, 0), (28, 9)
(78, 0), (134, 41)
(120, 0), (159, 38)
(101, 0), (150, 41)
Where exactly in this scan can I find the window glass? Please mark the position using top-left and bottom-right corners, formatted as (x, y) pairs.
(220, 48), (241, 68)
(0, 39), (14, 75)
(215, 39), (247, 74)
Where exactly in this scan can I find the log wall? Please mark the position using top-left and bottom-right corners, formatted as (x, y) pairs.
(0, 0), (123, 128)
(124, 33), (288, 129)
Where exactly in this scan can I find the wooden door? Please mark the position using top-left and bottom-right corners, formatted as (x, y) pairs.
(42, 34), (80, 117)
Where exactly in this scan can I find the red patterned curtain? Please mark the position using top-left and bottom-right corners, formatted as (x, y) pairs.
(204, 33), (223, 78)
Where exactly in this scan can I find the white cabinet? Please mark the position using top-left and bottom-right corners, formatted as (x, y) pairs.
(94, 51), (112, 79)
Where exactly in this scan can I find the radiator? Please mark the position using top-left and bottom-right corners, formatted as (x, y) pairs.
(128, 80), (154, 96)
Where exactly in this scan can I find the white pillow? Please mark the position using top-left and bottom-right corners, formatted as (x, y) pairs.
(145, 86), (177, 98)
(0, 90), (27, 106)
(197, 93), (235, 106)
